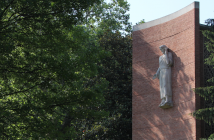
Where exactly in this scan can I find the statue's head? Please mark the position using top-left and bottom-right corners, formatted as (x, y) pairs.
(159, 45), (168, 54)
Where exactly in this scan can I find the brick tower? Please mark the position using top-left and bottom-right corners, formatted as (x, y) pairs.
(132, 2), (202, 140)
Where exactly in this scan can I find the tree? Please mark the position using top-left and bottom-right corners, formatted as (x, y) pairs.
(0, 0), (109, 139)
(205, 18), (214, 28)
(192, 19), (214, 139)
(95, 31), (132, 139)
(71, 0), (132, 139)
(82, 0), (132, 34)
(0, 0), (133, 139)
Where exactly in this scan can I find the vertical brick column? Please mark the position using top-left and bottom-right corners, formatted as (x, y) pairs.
(132, 2), (201, 140)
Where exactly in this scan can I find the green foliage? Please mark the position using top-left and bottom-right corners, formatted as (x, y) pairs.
(0, 0), (111, 139)
(95, 31), (132, 139)
(193, 21), (214, 138)
(72, 0), (132, 139)
(209, 133), (214, 139)
(76, 30), (132, 140)
(0, 0), (132, 139)
(82, 0), (132, 34)
(136, 19), (145, 25)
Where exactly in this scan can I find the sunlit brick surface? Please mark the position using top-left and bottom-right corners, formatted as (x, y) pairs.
(132, 5), (201, 140)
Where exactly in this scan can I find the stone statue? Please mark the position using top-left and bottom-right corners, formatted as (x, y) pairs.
(152, 45), (173, 109)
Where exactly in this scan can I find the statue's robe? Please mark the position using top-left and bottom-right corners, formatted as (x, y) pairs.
(156, 52), (173, 100)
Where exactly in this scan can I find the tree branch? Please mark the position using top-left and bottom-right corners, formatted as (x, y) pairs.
(0, 0), (15, 19)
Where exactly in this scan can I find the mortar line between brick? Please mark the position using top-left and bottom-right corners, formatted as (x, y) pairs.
(133, 41), (195, 64)
(133, 26), (193, 48)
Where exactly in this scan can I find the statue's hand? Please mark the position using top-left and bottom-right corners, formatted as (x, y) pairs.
(152, 74), (157, 79)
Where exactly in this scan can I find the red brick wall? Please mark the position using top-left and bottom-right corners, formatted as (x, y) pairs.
(132, 8), (200, 140)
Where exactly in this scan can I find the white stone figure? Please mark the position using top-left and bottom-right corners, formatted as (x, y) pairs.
(152, 45), (173, 109)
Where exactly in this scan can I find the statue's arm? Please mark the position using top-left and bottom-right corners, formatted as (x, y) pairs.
(165, 48), (169, 65)
(152, 68), (160, 79)
(165, 48), (173, 66)
(168, 52), (173, 66)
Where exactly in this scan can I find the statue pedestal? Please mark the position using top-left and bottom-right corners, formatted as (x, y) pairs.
(159, 102), (173, 109)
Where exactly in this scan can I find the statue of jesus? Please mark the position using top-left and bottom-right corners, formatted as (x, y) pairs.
(152, 45), (173, 109)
